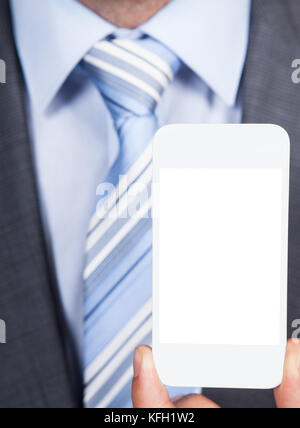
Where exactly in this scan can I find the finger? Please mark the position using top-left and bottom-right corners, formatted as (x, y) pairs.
(132, 346), (220, 409)
(175, 394), (220, 408)
(274, 339), (300, 408)
(132, 346), (175, 408)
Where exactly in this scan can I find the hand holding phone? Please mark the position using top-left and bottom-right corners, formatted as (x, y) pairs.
(153, 124), (290, 389)
(132, 340), (300, 408)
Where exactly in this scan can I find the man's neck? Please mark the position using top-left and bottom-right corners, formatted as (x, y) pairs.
(78, 0), (171, 29)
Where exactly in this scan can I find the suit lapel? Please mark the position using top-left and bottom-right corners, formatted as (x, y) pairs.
(204, 0), (300, 408)
(0, 0), (79, 408)
(242, 0), (300, 342)
(2, 0), (299, 409)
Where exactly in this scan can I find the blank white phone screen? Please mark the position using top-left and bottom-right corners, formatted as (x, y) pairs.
(158, 168), (283, 346)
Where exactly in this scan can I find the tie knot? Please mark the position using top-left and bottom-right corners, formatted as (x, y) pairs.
(82, 35), (182, 117)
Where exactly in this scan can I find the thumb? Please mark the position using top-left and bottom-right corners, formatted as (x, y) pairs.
(132, 346), (174, 408)
(274, 339), (300, 408)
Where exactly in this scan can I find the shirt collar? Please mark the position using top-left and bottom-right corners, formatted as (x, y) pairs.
(10, 0), (116, 111)
(140, 0), (251, 107)
(11, 0), (251, 111)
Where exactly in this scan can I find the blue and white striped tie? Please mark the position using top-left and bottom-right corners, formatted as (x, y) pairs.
(82, 35), (182, 408)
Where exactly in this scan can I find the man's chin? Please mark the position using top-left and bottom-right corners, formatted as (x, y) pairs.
(77, 0), (172, 29)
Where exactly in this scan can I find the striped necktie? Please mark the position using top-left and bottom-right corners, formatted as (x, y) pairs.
(82, 35), (181, 408)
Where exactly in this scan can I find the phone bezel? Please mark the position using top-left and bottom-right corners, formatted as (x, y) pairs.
(152, 124), (290, 389)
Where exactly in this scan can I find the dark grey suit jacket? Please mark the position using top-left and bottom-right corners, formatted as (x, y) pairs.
(0, 0), (299, 408)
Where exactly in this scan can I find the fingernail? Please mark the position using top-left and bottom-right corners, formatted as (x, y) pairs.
(287, 339), (300, 378)
(297, 341), (300, 374)
(133, 347), (142, 378)
(133, 346), (154, 378)
(292, 339), (300, 372)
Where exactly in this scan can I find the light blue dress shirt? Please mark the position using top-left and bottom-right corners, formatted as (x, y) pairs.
(10, 0), (251, 364)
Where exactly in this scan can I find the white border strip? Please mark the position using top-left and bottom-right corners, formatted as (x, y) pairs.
(85, 55), (160, 102)
(95, 41), (169, 88)
(96, 366), (134, 409)
(88, 145), (153, 233)
(86, 164), (153, 252)
(114, 39), (173, 80)
(85, 299), (152, 384)
(85, 317), (152, 403)
(84, 199), (151, 280)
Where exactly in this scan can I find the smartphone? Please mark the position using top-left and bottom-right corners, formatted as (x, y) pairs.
(152, 124), (290, 389)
